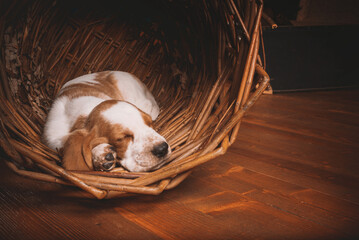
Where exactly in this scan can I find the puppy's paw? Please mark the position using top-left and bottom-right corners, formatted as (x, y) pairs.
(92, 143), (117, 171)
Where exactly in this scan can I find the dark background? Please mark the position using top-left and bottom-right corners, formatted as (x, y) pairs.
(262, 0), (359, 92)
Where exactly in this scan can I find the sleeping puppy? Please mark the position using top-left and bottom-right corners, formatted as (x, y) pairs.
(43, 71), (171, 172)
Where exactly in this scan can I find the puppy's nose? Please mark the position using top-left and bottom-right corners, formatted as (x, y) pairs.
(151, 142), (169, 158)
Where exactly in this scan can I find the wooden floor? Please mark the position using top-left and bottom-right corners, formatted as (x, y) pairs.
(0, 89), (358, 240)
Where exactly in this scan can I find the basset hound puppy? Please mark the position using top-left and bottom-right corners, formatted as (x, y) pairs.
(43, 71), (171, 172)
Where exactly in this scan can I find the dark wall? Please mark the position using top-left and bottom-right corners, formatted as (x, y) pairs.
(263, 25), (359, 92)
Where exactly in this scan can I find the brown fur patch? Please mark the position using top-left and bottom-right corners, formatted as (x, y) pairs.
(70, 115), (87, 132)
(61, 129), (92, 171)
(58, 72), (123, 100)
(83, 100), (134, 159)
(84, 100), (119, 129)
(108, 124), (134, 160)
(141, 111), (153, 127)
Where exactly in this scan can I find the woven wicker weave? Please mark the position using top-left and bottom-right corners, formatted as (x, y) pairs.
(0, 0), (270, 199)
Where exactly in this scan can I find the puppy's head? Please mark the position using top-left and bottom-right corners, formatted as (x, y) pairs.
(86, 100), (171, 172)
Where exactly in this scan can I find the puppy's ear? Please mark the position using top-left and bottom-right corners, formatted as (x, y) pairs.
(62, 129), (92, 171)
(81, 126), (109, 170)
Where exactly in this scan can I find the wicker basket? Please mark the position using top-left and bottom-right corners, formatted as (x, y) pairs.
(0, 0), (270, 199)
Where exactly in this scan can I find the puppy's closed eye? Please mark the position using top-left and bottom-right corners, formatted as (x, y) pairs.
(117, 134), (133, 142)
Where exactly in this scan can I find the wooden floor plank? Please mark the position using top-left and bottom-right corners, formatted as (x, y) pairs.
(0, 187), (92, 240)
(244, 114), (359, 146)
(114, 194), (242, 240)
(206, 198), (342, 240)
(188, 160), (359, 238)
(224, 149), (359, 204)
(235, 122), (359, 178)
(194, 158), (359, 223)
(233, 140), (359, 196)
(251, 94), (359, 125)
(244, 189), (358, 237)
(290, 189), (359, 222)
(163, 179), (345, 239)
(244, 92), (359, 146)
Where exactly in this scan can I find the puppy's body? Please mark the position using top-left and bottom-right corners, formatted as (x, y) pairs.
(43, 71), (169, 172)
(44, 71), (159, 150)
